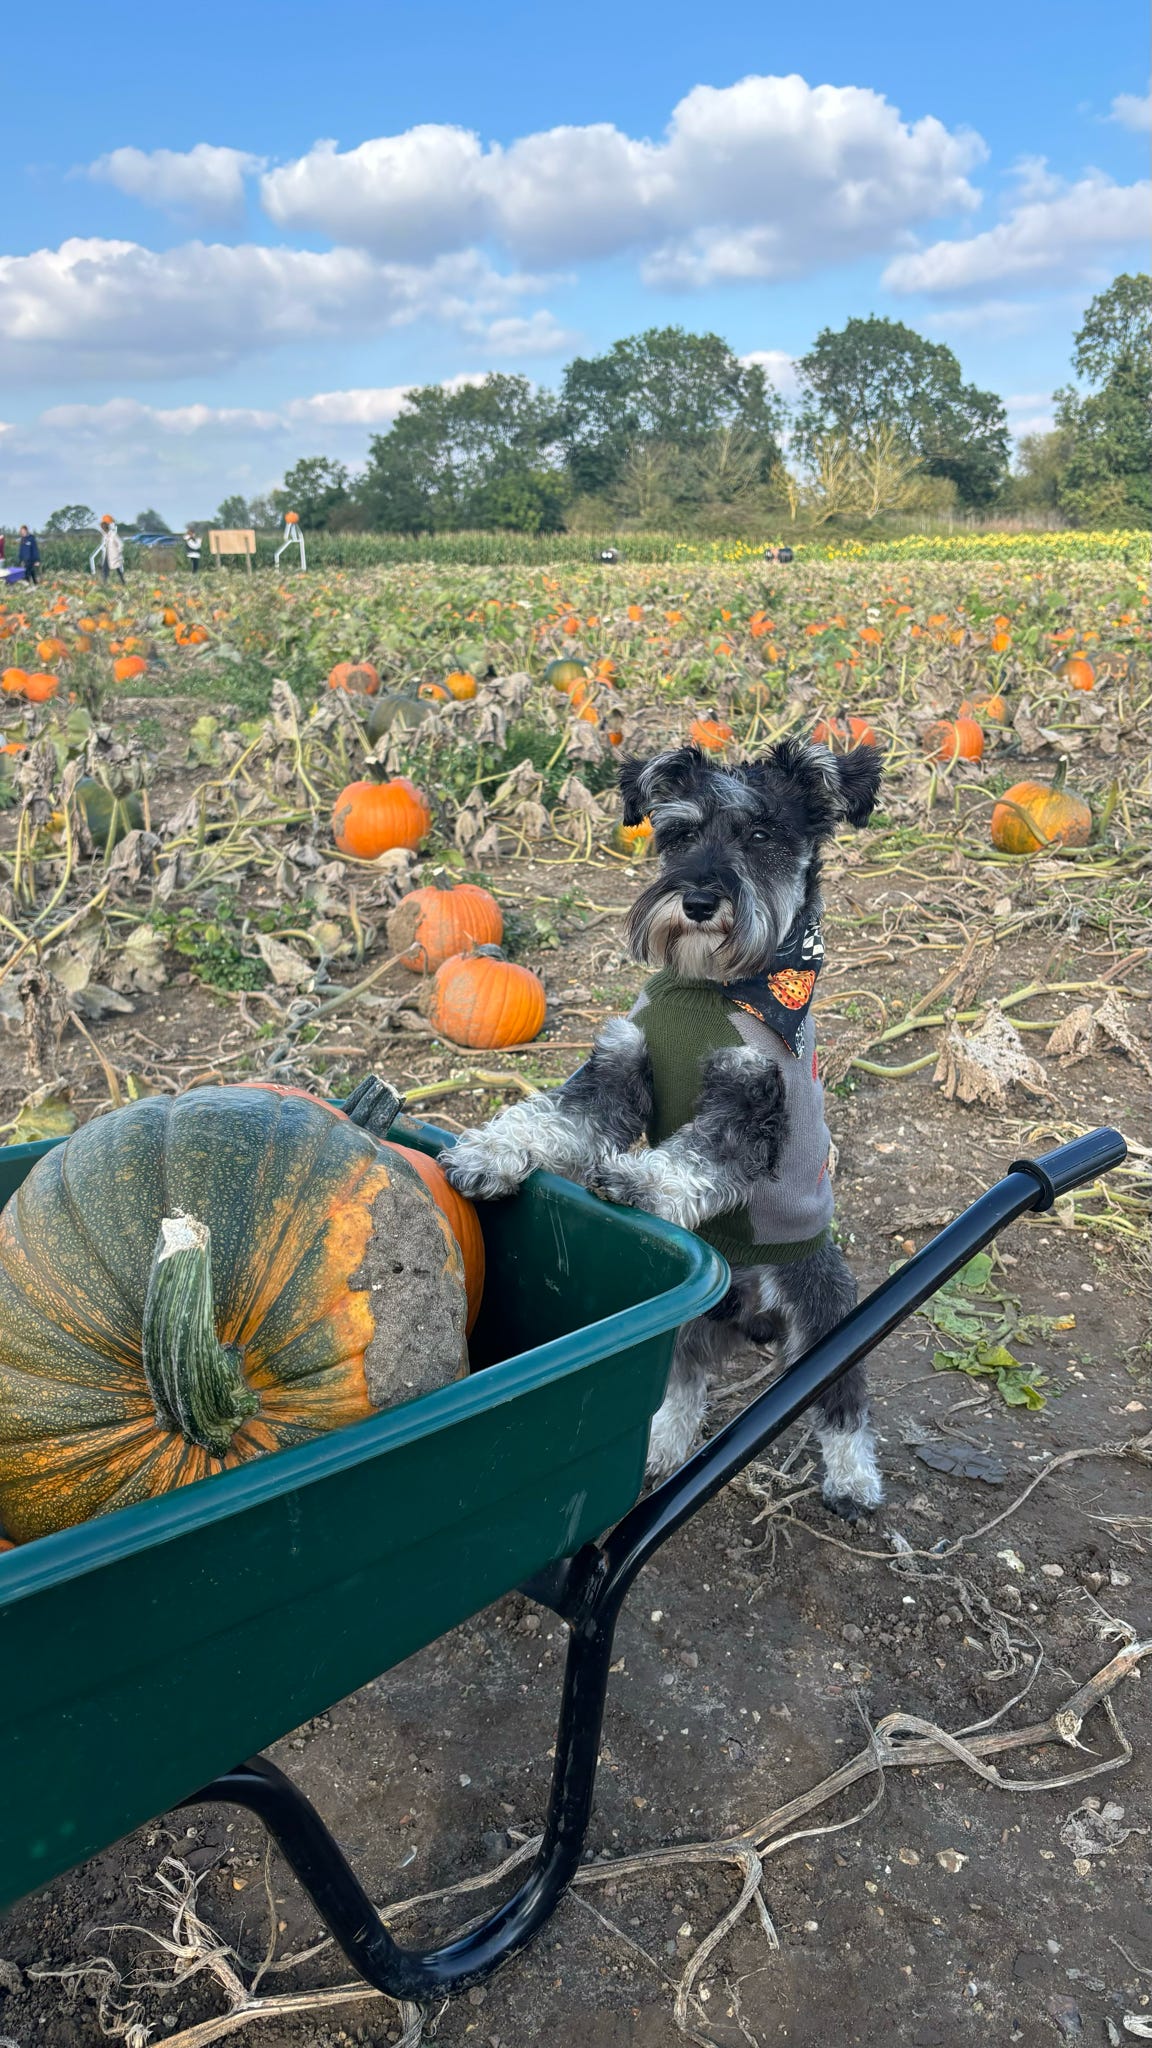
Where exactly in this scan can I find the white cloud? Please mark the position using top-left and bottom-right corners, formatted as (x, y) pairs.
(1004, 391), (1056, 439)
(0, 237), (551, 380)
(477, 311), (576, 354)
(883, 170), (1150, 295)
(739, 349), (800, 402)
(0, 378), (520, 522)
(1110, 88), (1152, 132)
(89, 144), (264, 221)
(259, 74), (985, 281)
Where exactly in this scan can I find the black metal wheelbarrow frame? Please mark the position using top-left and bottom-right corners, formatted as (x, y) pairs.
(182, 1127), (1126, 2000)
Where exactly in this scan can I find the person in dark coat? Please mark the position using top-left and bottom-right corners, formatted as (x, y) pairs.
(17, 527), (40, 586)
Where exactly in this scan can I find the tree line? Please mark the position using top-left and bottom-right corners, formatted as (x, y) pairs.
(42, 276), (1150, 539)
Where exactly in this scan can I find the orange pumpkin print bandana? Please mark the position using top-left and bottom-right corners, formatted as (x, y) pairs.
(721, 921), (824, 1058)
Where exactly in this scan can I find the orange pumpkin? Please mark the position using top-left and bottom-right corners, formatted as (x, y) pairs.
(443, 670), (478, 701)
(1058, 654), (1095, 692)
(959, 693), (1009, 725)
(161, 607), (180, 626)
(689, 715), (734, 752)
(427, 951), (547, 1049)
(612, 817), (653, 857)
(812, 714), (877, 752)
(113, 654), (147, 683)
(0, 1087), (468, 1544)
(23, 673), (60, 704)
(328, 661), (381, 695)
(921, 716), (984, 764)
(332, 776), (431, 858)
(1, 668), (28, 696)
(388, 883), (503, 972)
(989, 765), (1092, 854)
(384, 1143), (484, 1334)
(36, 638), (68, 664)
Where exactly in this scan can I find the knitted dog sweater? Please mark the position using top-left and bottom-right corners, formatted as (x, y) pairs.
(630, 970), (834, 1268)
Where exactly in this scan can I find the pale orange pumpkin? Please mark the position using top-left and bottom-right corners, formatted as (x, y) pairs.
(959, 693), (1009, 725)
(442, 670), (478, 700)
(989, 763), (1092, 854)
(921, 716), (984, 764)
(113, 654), (147, 683)
(388, 883), (503, 971)
(22, 673), (60, 704)
(332, 776), (431, 858)
(328, 661), (381, 695)
(689, 715), (734, 752)
(36, 638), (68, 664)
(812, 714), (877, 752)
(426, 950), (547, 1049)
(1058, 654), (1095, 692)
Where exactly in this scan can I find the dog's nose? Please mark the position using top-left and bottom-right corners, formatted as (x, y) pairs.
(681, 888), (720, 924)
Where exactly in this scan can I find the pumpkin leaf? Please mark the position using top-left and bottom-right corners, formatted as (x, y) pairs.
(255, 933), (314, 988)
(932, 1342), (1050, 1410)
(4, 1085), (77, 1146)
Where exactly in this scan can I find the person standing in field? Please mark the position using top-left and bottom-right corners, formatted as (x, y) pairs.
(184, 527), (201, 574)
(17, 526), (40, 586)
(100, 515), (125, 585)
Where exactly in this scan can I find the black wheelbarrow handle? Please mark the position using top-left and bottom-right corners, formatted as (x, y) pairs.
(186, 1127), (1126, 2000)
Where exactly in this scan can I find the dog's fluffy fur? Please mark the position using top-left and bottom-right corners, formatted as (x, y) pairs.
(446, 738), (885, 1519)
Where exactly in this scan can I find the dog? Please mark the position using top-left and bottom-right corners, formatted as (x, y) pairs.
(445, 737), (885, 1521)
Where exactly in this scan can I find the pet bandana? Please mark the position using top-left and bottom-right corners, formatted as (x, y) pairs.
(720, 918), (825, 1058)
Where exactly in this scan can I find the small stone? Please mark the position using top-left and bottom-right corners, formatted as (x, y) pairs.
(936, 1849), (968, 1873)
(898, 1848), (921, 1866)
(1040, 1564), (1065, 1579)
(841, 1622), (865, 1645)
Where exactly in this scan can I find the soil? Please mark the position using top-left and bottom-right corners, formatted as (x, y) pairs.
(0, 699), (1149, 2048)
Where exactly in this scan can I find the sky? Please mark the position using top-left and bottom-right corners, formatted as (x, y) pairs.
(1, 0), (1148, 525)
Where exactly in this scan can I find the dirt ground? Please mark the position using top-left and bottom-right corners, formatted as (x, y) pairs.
(0, 694), (1149, 2048)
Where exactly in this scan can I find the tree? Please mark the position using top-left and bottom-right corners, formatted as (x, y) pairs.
(272, 457), (352, 530)
(42, 504), (96, 533)
(213, 494), (252, 529)
(356, 376), (565, 533)
(1005, 429), (1073, 513)
(1054, 274), (1151, 527)
(795, 317), (1009, 506)
(557, 328), (784, 497)
(1071, 272), (1152, 384)
(132, 507), (170, 532)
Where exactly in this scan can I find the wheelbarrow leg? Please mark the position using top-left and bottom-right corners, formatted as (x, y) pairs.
(184, 1546), (625, 2001)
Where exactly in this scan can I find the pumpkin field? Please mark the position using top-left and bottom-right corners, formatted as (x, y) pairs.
(0, 540), (1149, 2048)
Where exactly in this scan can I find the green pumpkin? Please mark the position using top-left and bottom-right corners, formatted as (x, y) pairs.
(360, 694), (435, 743)
(75, 778), (145, 856)
(544, 659), (587, 691)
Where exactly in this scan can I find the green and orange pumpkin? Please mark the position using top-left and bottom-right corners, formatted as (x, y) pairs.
(0, 1086), (469, 1543)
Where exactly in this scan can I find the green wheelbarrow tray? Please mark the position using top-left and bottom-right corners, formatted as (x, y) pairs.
(0, 1118), (1128, 2004)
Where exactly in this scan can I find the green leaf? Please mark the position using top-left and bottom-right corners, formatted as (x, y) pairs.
(4, 1088), (78, 1145)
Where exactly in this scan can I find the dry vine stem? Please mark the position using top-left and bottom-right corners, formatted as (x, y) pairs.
(31, 1635), (1149, 2048)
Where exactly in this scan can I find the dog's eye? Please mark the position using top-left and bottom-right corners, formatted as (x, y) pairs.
(747, 829), (770, 843)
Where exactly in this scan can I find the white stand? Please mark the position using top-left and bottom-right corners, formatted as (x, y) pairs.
(274, 519), (307, 571)
(90, 541), (106, 575)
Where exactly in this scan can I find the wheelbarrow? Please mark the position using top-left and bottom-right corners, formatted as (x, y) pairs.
(0, 1119), (1126, 2001)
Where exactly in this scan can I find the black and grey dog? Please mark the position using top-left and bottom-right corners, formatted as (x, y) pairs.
(445, 737), (885, 1520)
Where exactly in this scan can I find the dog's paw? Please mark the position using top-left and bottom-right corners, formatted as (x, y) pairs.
(589, 1156), (666, 1216)
(442, 1137), (529, 1201)
(821, 1489), (878, 1525)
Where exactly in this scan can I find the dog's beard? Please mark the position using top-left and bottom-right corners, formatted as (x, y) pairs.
(628, 886), (778, 980)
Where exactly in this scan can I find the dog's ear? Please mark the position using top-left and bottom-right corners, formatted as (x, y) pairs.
(826, 743), (882, 827)
(764, 738), (882, 831)
(617, 746), (703, 825)
(617, 754), (649, 827)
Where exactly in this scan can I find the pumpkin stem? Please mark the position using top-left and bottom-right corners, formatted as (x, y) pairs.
(1052, 755), (1069, 793)
(343, 1075), (402, 1137)
(142, 1214), (259, 1456)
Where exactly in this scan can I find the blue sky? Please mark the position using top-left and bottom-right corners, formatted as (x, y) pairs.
(2, 0), (1147, 522)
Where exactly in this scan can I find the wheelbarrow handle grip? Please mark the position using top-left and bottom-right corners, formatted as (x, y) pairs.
(1009, 1126), (1127, 1210)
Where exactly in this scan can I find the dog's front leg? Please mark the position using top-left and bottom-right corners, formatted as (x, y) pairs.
(591, 1046), (787, 1230)
(443, 1017), (653, 1200)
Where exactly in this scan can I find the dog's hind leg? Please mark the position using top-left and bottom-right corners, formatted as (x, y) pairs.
(744, 1245), (883, 1522)
(646, 1313), (738, 1481)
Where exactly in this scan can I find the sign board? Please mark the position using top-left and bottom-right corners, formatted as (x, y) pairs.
(209, 529), (257, 572)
